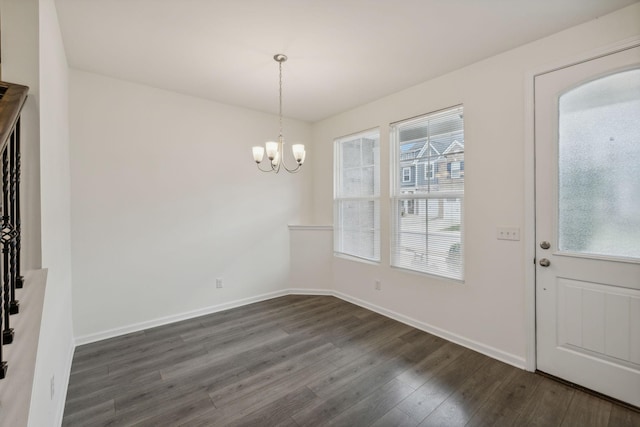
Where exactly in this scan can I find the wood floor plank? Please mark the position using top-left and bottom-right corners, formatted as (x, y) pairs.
(395, 341), (466, 390)
(465, 367), (543, 427)
(327, 379), (415, 427)
(72, 331), (147, 359)
(223, 297), (343, 336)
(107, 340), (208, 378)
(63, 370), (163, 416)
(278, 302), (358, 333)
(226, 386), (317, 427)
(396, 350), (489, 423)
(371, 407), (420, 427)
(61, 399), (115, 427)
(141, 316), (206, 341)
(327, 321), (415, 367)
(244, 334), (331, 374)
(202, 326), (289, 355)
(307, 338), (413, 398)
(608, 403), (640, 427)
(209, 342), (338, 407)
(158, 344), (261, 381)
(398, 329), (447, 350)
(265, 319), (355, 353)
(182, 359), (338, 426)
(291, 342), (420, 425)
(81, 335), (186, 372)
(66, 364), (109, 392)
(513, 376), (575, 427)
(111, 388), (213, 426)
(419, 357), (516, 426)
(560, 391), (612, 427)
(62, 295), (636, 427)
(129, 395), (215, 427)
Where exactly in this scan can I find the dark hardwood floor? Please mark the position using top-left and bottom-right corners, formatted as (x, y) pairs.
(62, 295), (639, 426)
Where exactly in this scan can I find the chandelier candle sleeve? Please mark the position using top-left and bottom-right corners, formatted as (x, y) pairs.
(265, 141), (279, 160)
(251, 54), (306, 174)
(252, 146), (265, 163)
(292, 144), (305, 163)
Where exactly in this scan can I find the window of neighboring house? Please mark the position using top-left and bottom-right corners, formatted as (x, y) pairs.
(391, 106), (464, 280)
(334, 129), (380, 262)
(407, 199), (416, 215)
(402, 167), (411, 183)
(450, 161), (461, 178)
(425, 162), (435, 180)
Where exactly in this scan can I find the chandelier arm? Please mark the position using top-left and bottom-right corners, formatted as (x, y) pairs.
(281, 162), (302, 173)
(256, 163), (277, 173)
(280, 155), (302, 173)
(278, 139), (301, 173)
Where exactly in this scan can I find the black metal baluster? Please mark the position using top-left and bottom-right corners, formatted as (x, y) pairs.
(1, 148), (14, 345)
(15, 118), (23, 290)
(0, 224), (5, 379)
(9, 131), (19, 315)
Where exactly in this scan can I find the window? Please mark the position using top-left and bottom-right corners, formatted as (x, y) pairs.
(391, 106), (464, 280)
(425, 162), (435, 180)
(402, 167), (412, 183)
(334, 129), (380, 261)
(450, 161), (461, 178)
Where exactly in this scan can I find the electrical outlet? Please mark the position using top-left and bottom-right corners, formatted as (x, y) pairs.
(374, 280), (381, 291)
(216, 278), (223, 288)
(497, 227), (520, 241)
(50, 375), (55, 400)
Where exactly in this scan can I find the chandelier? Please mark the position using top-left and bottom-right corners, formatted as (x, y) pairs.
(252, 54), (306, 173)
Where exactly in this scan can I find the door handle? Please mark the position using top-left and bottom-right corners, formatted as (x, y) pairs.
(539, 258), (551, 267)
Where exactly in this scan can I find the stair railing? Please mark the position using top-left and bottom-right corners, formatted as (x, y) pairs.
(0, 81), (28, 379)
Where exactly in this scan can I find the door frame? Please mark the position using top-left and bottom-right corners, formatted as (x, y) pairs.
(523, 36), (640, 372)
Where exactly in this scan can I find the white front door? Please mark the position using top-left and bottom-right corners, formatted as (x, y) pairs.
(535, 45), (640, 407)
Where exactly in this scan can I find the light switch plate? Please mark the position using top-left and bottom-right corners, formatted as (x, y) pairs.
(497, 227), (520, 241)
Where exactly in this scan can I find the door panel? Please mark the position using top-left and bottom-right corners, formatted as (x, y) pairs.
(556, 278), (640, 366)
(535, 45), (640, 407)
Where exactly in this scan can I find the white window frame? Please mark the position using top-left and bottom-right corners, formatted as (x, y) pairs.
(391, 106), (465, 281)
(334, 129), (381, 262)
(402, 167), (411, 183)
(424, 162), (435, 180)
(451, 161), (461, 179)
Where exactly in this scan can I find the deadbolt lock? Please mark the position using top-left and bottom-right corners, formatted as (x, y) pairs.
(540, 241), (551, 250)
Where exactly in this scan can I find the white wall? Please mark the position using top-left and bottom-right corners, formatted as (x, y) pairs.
(308, 3), (640, 367)
(288, 225), (333, 292)
(29, 0), (75, 425)
(0, 0), (74, 425)
(69, 70), (312, 339)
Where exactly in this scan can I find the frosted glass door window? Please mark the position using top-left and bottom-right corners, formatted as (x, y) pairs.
(558, 69), (640, 259)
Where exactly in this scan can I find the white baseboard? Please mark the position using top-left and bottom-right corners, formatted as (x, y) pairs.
(74, 289), (289, 346)
(332, 290), (526, 370)
(73, 287), (525, 371)
(289, 288), (333, 296)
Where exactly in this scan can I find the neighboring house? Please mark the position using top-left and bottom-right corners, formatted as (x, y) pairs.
(399, 132), (464, 217)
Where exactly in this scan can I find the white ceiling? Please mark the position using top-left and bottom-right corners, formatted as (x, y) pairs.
(55, 0), (638, 122)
